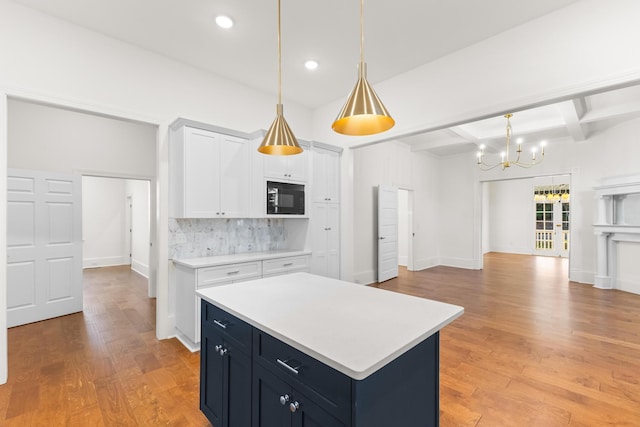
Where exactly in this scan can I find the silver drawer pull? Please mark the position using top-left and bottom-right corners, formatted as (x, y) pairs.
(283, 263), (293, 267)
(213, 319), (228, 329)
(227, 270), (240, 275)
(276, 358), (300, 375)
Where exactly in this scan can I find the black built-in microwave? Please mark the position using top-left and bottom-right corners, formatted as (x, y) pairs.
(266, 181), (305, 215)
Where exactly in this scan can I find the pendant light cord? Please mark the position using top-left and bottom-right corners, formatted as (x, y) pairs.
(360, 0), (364, 66)
(277, 0), (282, 106)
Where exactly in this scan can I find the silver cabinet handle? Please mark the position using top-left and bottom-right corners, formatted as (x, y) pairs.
(289, 401), (300, 413)
(283, 263), (293, 267)
(279, 394), (290, 405)
(214, 344), (227, 356)
(227, 270), (240, 275)
(276, 358), (299, 375)
(213, 319), (228, 329)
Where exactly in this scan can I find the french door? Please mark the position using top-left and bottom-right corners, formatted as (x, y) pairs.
(534, 200), (569, 257)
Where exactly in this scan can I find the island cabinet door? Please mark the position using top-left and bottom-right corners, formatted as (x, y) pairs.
(201, 326), (252, 427)
(252, 363), (347, 427)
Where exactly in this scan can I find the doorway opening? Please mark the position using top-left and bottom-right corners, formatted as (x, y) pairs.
(82, 176), (151, 290)
(398, 189), (414, 270)
(480, 174), (572, 275)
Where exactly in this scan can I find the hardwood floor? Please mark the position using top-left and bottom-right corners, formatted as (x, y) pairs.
(374, 253), (640, 426)
(0, 266), (210, 426)
(1, 254), (640, 426)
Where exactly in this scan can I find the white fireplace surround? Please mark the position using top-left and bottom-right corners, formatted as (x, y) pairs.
(593, 175), (640, 290)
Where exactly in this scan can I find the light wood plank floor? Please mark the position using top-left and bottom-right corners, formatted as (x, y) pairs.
(0, 266), (211, 426)
(1, 254), (639, 426)
(375, 253), (640, 426)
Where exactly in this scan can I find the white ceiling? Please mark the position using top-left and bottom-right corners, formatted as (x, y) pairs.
(9, 0), (640, 157)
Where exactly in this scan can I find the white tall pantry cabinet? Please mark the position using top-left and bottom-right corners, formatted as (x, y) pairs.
(310, 144), (342, 279)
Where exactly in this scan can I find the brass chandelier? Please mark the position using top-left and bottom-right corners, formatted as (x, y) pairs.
(477, 114), (546, 171)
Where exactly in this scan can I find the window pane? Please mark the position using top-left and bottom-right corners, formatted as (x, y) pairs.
(545, 213), (552, 221)
(536, 203), (543, 211)
(545, 222), (554, 230)
(536, 213), (543, 221)
(536, 222), (544, 230)
(545, 203), (553, 210)
(563, 223), (569, 231)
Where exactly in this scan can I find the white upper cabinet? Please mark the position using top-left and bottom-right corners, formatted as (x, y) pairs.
(312, 146), (341, 204)
(170, 125), (249, 218)
(262, 141), (310, 183)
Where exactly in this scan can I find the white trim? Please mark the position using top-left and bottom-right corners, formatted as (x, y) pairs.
(412, 257), (439, 271)
(131, 259), (150, 278)
(0, 93), (8, 384)
(438, 257), (480, 270)
(83, 256), (129, 269)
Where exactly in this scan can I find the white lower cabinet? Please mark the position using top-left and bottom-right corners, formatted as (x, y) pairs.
(174, 254), (309, 351)
(311, 202), (340, 279)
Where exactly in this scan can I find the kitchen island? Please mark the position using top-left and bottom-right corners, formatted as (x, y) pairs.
(197, 272), (463, 427)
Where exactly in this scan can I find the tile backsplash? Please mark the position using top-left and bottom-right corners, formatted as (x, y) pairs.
(169, 218), (287, 259)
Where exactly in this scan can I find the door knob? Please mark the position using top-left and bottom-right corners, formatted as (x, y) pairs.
(289, 401), (300, 413)
(279, 394), (290, 405)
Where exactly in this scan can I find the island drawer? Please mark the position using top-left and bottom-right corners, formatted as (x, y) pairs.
(254, 330), (351, 422)
(262, 255), (309, 276)
(202, 301), (252, 353)
(196, 261), (262, 288)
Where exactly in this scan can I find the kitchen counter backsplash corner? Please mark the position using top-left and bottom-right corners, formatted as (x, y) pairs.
(169, 217), (287, 259)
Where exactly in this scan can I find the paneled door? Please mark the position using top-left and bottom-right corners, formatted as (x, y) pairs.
(7, 169), (83, 327)
(378, 185), (399, 282)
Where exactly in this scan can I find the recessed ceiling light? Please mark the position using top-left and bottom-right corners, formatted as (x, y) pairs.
(304, 60), (319, 70)
(215, 15), (234, 29)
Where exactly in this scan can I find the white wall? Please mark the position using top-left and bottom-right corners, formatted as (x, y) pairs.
(352, 142), (437, 284)
(82, 176), (128, 268)
(82, 177), (150, 275)
(127, 180), (151, 278)
(486, 179), (534, 255)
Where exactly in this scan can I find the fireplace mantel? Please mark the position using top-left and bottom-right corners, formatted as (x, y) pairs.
(593, 175), (640, 290)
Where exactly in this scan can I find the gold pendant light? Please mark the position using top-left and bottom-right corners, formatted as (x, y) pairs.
(332, 0), (395, 136)
(258, 0), (303, 155)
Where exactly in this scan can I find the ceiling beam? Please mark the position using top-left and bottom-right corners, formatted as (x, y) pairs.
(580, 100), (640, 123)
(556, 99), (587, 142)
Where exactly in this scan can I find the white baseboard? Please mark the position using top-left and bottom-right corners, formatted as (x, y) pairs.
(570, 269), (594, 285)
(438, 257), (479, 270)
(412, 257), (439, 271)
(488, 247), (532, 256)
(83, 256), (127, 269)
(353, 270), (376, 285)
(131, 259), (149, 278)
(617, 278), (640, 295)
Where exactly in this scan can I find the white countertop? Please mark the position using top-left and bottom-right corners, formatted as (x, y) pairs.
(173, 250), (311, 268)
(196, 272), (463, 380)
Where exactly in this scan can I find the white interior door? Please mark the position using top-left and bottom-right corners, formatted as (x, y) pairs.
(378, 185), (398, 282)
(7, 169), (83, 327)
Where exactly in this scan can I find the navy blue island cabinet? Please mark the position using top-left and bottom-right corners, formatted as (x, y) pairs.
(200, 299), (440, 427)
